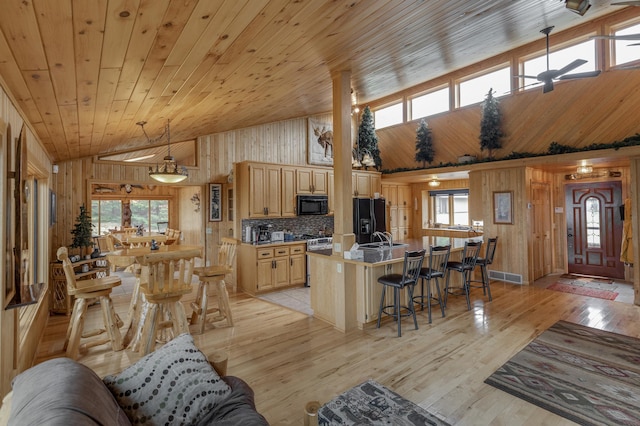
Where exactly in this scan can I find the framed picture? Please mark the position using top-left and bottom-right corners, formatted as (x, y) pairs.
(493, 191), (513, 224)
(308, 118), (333, 166)
(209, 183), (222, 222)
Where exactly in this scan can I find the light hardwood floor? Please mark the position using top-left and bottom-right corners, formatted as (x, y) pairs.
(35, 275), (640, 425)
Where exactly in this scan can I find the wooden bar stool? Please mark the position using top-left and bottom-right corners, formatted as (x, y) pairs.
(56, 247), (123, 360)
(190, 237), (238, 334)
(137, 248), (200, 355)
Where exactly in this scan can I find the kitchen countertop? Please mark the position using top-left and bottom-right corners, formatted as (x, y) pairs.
(241, 239), (310, 247)
(306, 236), (484, 266)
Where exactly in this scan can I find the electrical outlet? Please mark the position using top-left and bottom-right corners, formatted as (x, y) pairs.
(337, 263), (342, 273)
(334, 242), (341, 252)
(206, 227), (212, 234)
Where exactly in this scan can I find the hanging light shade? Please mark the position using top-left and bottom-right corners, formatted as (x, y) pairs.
(138, 120), (188, 184)
(361, 150), (376, 167)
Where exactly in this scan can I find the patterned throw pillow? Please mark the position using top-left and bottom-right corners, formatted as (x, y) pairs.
(103, 334), (231, 425)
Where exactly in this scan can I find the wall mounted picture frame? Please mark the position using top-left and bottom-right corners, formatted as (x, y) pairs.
(209, 183), (222, 222)
(307, 118), (333, 166)
(493, 191), (513, 224)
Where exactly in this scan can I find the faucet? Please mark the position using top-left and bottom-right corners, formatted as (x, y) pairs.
(372, 231), (393, 247)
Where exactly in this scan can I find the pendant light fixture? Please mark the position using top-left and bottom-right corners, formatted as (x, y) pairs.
(138, 120), (188, 184)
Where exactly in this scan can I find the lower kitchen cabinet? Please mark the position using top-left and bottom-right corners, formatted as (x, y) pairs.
(238, 243), (307, 295)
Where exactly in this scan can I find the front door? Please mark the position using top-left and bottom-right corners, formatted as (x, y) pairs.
(565, 181), (624, 279)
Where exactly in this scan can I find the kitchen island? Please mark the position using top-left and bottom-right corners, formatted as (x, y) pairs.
(308, 236), (483, 332)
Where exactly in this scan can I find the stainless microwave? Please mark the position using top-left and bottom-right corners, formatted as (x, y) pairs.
(297, 195), (329, 215)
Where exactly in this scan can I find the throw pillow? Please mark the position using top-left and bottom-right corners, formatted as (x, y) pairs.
(103, 333), (231, 425)
(9, 357), (131, 425)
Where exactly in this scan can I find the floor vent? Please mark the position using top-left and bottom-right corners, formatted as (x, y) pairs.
(488, 270), (523, 285)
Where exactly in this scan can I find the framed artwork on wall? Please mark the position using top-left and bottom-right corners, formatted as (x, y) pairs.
(209, 183), (222, 222)
(308, 118), (333, 166)
(493, 191), (513, 224)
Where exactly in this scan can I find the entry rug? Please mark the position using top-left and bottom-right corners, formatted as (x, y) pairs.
(546, 282), (618, 300)
(318, 379), (449, 425)
(485, 321), (640, 426)
(559, 273), (614, 285)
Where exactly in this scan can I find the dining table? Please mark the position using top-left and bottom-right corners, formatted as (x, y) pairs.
(107, 244), (203, 350)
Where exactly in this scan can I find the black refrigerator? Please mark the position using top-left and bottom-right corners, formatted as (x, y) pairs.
(353, 197), (386, 244)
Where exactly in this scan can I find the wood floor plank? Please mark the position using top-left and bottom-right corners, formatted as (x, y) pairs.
(34, 274), (639, 425)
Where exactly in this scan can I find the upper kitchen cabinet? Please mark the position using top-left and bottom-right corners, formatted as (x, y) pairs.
(281, 167), (297, 217)
(297, 168), (328, 195)
(236, 162), (282, 218)
(352, 170), (382, 198)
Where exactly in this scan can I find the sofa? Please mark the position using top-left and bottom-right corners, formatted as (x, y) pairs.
(0, 334), (268, 425)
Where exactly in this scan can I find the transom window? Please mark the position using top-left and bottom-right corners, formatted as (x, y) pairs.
(458, 66), (511, 107)
(410, 87), (450, 120)
(373, 102), (403, 129)
(612, 22), (640, 67)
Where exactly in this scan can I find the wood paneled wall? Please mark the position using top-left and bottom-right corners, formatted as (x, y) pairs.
(377, 69), (640, 172)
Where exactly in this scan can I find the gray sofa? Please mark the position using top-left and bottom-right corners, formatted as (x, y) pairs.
(1, 334), (268, 425)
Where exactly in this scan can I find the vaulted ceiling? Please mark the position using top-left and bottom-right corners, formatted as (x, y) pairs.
(0, 0), (632, 163)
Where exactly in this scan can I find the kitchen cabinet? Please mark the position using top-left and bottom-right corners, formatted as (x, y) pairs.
(381, 183), (413, 241)
(352, 171), (381, 198)
(281, 166), (297, 216)
(297, 168), (327, 195)
(248, 163), (281, 217)
(238, 243), (307, 295)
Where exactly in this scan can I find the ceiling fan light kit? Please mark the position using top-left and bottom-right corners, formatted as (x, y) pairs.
(565, 0), (591, 16)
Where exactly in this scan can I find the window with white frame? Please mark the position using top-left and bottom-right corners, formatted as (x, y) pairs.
(425, 189), (469, 227)
(521, 40), (597, 91)
(458, 66), (510, 107)
(373, 102), (403, 129)
(612, 22), (640, 66)
(410, 87), (450, 120)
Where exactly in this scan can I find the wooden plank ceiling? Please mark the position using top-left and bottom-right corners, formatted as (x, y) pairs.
(0, 0), (628, 163)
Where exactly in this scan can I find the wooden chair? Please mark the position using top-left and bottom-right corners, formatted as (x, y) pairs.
(56, 246), (123, 359)
(190, 237), (238, 334)
(137, 248), (201, 355)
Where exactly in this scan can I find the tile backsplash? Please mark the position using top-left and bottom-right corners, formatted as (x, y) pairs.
(242, 216), (334, 242)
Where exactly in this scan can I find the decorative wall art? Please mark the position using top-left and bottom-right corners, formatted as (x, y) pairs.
(308, 118), (333, 166)
(493, 191), (513, 224)
(209, 183), (222, 222)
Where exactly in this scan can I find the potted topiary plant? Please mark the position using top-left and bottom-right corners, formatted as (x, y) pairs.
(479, 87), (503, 160)
(415, 119), (435, 168)
(70, 204), (95, 259)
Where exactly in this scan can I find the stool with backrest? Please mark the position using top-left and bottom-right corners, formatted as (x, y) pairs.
(137, 248), (200, 355)
(190, 237), (238, 334)
(444, 240), (482, 311)
(469, 237), (498, 301)
(56, 247), (123, 360)
(413, 245), (451, 324)
(376, 250), (425, 337)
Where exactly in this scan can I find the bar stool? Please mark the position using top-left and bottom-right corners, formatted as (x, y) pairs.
(137, 248), (200, 355)
(190, 237), (238, 334)
(469, 237), (498, 301)
(56, 247), (123, 360)
(413, 245), (450, 323)
(376, 250), (425, 337)
(444, 240), (482, 311)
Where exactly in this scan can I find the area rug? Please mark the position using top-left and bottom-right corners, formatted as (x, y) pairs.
(559, 273), (613, 285)
(485, 321), (640, 426)
(318, 379), (450, 425)
(546, 282), (618, 300)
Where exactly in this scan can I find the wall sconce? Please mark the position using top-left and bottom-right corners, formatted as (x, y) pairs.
(576, 164), (593, 174)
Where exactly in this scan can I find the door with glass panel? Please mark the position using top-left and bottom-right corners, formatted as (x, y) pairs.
(565, 181), (624, 279)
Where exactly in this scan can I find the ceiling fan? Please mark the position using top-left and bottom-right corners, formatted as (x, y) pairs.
(519, 26), (601, 93)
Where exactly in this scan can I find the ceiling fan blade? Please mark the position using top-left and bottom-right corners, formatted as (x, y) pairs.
(514, 74), (539, 79)
(556, 59), (587, 76)
(557, 70), (601, 80)
(611, 1), (640, 5)
(591, 34), (640, 41)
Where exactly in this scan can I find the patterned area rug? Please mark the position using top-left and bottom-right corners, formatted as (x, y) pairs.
(485, 321), (640, 426)
(318, 379), (450, 425)
(547, 274), (618, 300)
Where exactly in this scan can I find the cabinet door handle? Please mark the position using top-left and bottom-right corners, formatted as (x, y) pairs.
(290, 258), (293, 266)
